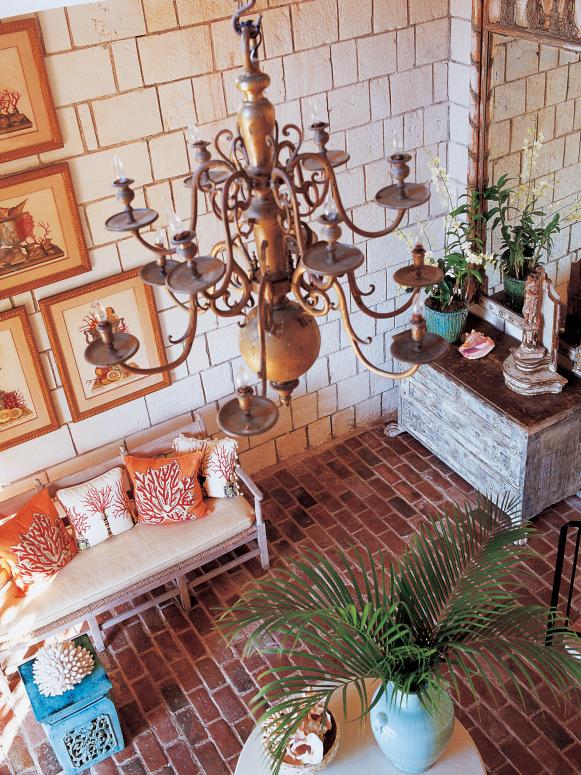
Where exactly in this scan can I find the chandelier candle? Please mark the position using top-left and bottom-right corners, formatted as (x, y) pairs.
(85, 0), (448, 437)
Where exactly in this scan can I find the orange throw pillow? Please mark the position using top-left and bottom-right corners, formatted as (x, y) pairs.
(0, 489), (77, 594)
(124, 451), (210, 525)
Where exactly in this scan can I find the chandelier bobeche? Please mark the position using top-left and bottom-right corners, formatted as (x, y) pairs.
(85, 0), (448, 438)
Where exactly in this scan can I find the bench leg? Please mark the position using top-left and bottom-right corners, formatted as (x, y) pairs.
(88, 617), (105, 652)
(0, 663), (12, 702)
(177, 575), (192, 611)
(257, 522), (270, 570)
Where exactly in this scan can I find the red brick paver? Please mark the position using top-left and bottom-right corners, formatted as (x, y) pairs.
(1, 424), (579, 774)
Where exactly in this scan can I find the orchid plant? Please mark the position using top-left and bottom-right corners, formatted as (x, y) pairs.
(401, 160), (493, 312)
(484, 127), (581, 280)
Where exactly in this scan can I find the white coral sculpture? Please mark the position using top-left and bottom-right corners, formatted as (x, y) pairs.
(32, 640), (94, 697)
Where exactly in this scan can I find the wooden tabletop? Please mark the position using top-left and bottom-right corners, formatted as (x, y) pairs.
(427, 316), (581, 431)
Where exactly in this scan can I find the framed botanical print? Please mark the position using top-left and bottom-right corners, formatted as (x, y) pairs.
(0, 306), (59, 452)
(0, 163), (90, 299)
(39, 269), (171, 422)
(0, 19), (63, 163)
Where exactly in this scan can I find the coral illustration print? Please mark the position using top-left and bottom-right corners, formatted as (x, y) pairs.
(0, 198), (63, 278)
(81, 303), (138, 392)
(12, 513), (75, 585)
(133, 461), (198, 524)
(0, 385), (32, 428)
(0, 89), (32, 135)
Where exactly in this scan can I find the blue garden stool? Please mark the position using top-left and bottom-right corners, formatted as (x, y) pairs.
(18, 635), (124, 774)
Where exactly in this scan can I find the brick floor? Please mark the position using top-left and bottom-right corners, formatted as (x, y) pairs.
(1, 424), (580, 774)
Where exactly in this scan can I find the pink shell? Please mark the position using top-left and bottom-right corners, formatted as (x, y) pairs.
(459, 330), (495, 360)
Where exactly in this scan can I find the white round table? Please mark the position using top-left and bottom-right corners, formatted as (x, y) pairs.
(235, 682), (486, 775)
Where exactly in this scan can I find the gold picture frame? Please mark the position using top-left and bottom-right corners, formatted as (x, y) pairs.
(0, 306), (59, 452)
(0, 18), (63, 163)
(39, 269), (171, 422)
(0, 162), (90, 299)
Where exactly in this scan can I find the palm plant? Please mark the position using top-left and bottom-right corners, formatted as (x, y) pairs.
(221, 496), (581, 773)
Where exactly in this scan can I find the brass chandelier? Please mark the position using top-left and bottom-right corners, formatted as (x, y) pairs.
(85, 0), (447, 437)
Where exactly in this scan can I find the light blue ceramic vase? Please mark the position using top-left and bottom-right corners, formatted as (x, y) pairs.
(369, 683), (455, 773)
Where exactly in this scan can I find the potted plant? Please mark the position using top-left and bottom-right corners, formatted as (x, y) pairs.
(420, 160), (492, 343)
(484, 128), (564, 312)
(221, 497), (580, 774)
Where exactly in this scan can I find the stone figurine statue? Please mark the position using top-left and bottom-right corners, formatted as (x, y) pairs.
(503, 268), (568, 395)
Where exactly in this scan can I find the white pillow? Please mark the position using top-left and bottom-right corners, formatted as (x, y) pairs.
(172, 435), (240, 498)
(57, 467), (135, 551)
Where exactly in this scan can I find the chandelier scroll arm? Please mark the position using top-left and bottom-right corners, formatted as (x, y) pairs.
(332, 278), (420, 380)
(133, 230), (177, 257)
(289, 152), (407, 239)
(188, 159), (237, 234)
(166, 288), (191, 312)
(271, 165), (307, 254)
(290, 263), (334, 318)
(205, 240), (254, 318)
(233, 0), (257, 33)
(348, 272), (420, 320)
(201, 168), (251, 302)
(120, 300), (198, 376)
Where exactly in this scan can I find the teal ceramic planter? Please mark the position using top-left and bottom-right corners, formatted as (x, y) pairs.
(424, 304), (468, 344)
(503, 274), (526, 313)
(370, 683), (455, 773)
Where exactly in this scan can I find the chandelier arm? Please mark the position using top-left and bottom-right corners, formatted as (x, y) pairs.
(121, 301), (198, 375)
(134, 231), (177, 257)
(205, 240), (254, 317)
(202, 169), (251, 301)
(214, 128), (235, 166)
(331, 279), (372, 346)
(166, 289), (191, 312)
(290, 152), (407, 238)
(332, 279), (420, 380)
(290, 263), (333, 317)
(233, 0), (257, 34)
(188, 159), (236, 233)
(348, 272), (420, 319)
(291, 164), (328, 215)
(271, 166), (306, 254)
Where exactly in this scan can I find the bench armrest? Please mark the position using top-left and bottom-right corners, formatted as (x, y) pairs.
(236, 466), (264, 525)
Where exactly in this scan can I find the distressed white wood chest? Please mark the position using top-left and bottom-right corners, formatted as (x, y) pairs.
(397, 320), (581, 520)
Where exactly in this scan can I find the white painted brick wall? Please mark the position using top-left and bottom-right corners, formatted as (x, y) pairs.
(0, 0), (460, 482)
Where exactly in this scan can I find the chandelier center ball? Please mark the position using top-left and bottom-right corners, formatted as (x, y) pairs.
(239, 301), (321, 386)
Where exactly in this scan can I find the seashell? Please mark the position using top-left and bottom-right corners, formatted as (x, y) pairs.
(459, 330), (495, 360)
(32, 640), (94, 697)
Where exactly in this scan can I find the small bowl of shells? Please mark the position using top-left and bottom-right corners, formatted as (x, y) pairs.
(262, 695), (340, 775)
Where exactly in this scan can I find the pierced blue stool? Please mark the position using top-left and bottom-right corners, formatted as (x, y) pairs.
(18, 635), (124, 774)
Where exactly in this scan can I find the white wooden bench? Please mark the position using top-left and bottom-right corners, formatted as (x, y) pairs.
(0, 413), (268, 696)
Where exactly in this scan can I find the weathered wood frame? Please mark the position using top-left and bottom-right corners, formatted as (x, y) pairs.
(0, 413), (269, 697)
(468, 0), (581, 366)
(468, 0), (581, 190)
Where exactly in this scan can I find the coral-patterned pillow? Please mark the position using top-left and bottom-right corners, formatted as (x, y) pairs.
(172, 435), (240, 498)
(0, 489), (77, 594)
(124, 451), (210, 525)
(57, 467), (135, 551)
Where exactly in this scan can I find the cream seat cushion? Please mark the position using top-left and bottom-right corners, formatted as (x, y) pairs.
(0, 496), (254, 648)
